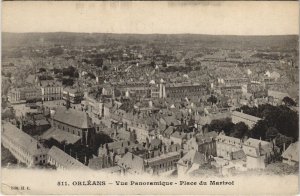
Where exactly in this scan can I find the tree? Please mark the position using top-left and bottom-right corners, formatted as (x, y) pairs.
(250, 120), (268, 140)
(265, 127), (279, 141)
(150, 61), (155, 68)
(39, 68), (46, 73)
(62, 78), (74, 86)
(207, 95), (218, 105)
(103, 65), (108, 71)
(282, 96), (296, 106)
(94, 58), (103, 68)
(208, 118), (234, 135)
(53, 68), (62, 74)
(162, 61), (167, 68)
(63, 66), (76, 77)
(230, 122), (249, 139)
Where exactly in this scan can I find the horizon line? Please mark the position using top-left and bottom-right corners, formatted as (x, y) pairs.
(2, 31), (299, 36)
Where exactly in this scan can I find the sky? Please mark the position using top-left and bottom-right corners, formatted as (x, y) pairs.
(2, 1), (299, 35)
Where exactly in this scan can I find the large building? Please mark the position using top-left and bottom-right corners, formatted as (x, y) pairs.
(82, 92), (103, 119)
(126, 119), (154, 143)
(117, 152), (145, 175)
(161, 82), (208, 100)
(177, 150), (206, 176)
(145, 151), (181, 175)
(231, 111), (261, 128)
(40, 80), (63, 101)
(242, 138), (274, 169)
(114, 82), (154, 99)
(62, 88), (84, 104)
(47, 146), (89, 170)
(2, 122), (48, 167)
(215, 133), (244, 160)
(268, 90), (290, 105)
(8, 86), (42, 104)
(48, 106), (96, 146)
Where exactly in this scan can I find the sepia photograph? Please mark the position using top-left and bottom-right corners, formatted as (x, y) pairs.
(1, 1), (299, 195)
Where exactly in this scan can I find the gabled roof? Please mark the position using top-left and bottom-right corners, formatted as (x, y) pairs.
(41, 127), (81, 144)
(161, 116), (181, 126)
(53, 107), (93, 129)
(216, 133), (242, 146)
(163, 126), (175, 137)
(268, 90), (289, 99)
(282, 141), (299, 162)
(178, 150), (206, 166)
(2, 122), (48, 155)
(232, 111), (261, 122)
(117, 152), (144, 172)
(244, 138), (271, 148)
(171, 131), (187, 139)
(48, 146), (89, 170)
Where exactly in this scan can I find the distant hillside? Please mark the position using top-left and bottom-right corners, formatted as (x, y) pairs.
(2, 32), (298, 50)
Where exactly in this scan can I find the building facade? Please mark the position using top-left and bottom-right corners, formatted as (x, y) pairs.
(51, 106), (96, 146)
(231, 111), (261, 128)
(2, 122), (48, 167)
(40, 80), (63, 101)
(62, 88), (84, 104)
(8, 86), (42, 104)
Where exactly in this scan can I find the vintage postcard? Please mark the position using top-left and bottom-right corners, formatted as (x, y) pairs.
(1, 1), (299, 195)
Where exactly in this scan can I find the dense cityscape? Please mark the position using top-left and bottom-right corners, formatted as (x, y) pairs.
(1, 32), (299, 177)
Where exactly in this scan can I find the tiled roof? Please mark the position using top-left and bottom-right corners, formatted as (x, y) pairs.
(48, 146), (89, 170)
(53, 107), (93, 129)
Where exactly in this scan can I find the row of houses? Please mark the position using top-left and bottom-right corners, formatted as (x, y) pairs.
(2, 120), (298, 175)
(8, 80), (84, 104)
